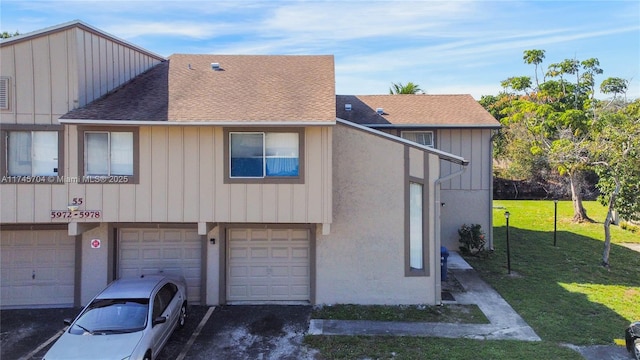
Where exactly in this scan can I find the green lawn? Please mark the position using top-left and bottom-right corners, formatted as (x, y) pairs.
(304, 200), (640, 359)
(472, 200), (640, 345)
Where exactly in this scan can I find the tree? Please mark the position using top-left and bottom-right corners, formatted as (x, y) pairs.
(600, 77), (629, 102)
(523, 49), (545, 88)
(1, 31), (20, 39)
(591, 100), (640, 267)
(491, 50), (618, 222)
(389, 82), (422, 94)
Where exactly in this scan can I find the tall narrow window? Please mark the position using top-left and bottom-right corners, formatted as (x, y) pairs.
(409, 182), (424, 270)
(7, 131), (58, 176)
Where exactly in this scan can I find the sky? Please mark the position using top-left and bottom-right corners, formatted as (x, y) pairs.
(2, 0), (639, 100)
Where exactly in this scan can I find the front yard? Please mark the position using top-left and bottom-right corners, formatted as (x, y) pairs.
(304, 200), (640, 359)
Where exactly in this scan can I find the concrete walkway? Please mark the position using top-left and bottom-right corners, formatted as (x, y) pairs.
(308, 252), (540, 341)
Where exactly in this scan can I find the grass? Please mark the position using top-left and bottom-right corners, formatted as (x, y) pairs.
(304, 336), (582, 360)
(304, 200), (640, 359)
(470, 200), (640, 345)
(312, 304), (489, 324)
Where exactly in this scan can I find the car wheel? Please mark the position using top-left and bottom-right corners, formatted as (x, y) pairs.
(634, 338), (640, 360)
(143, 350), (152, 360)
(178, 303), (187, 328)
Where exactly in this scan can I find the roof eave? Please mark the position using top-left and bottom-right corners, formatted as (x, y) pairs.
(361, 123), (501, 129)
(57, 118), (336, 126)
(0, 20), (165, 61)
(337, 118), (468, 165)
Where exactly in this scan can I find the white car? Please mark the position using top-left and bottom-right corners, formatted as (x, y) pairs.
(44, 275), (188, 360)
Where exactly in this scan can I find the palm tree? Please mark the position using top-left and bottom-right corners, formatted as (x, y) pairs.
(389, 82), (422, 94)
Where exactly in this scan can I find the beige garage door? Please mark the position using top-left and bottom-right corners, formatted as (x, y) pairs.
(0, 230), (75, 308)
(227, 228), (310, 303)
(118, 228), (201, 304)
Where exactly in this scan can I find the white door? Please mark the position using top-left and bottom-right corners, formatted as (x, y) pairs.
(0, 230), (75, 308)
(118, 228), (201, 304)
(227, 228), (310, 302)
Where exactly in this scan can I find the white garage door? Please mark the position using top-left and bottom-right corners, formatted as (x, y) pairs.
(0, 230), (75, 308)
(118, 228), (202, 304)
(227, 228), (310, 303)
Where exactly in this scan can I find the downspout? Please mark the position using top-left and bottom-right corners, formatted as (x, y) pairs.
(489, 130), (501, 251)
(434, 164), (468, 305)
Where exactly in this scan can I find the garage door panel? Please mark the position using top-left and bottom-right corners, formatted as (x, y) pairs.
(291, 285), (309, 296)
(271, 247), (289, 258)
(227, 228), (310, 303)
(271, 266), (289, 277)
(250, 248), (269, 259)
(118, 228), (201, 304)
(292, 247), (309, 259)
(249, 266), (268, 277)
(229, 285), (248, 297)
(251, 285), (269, 296)
(230, 247), (248, 260)
(142, 248), (161, 260)
(183, 248), (201, 260)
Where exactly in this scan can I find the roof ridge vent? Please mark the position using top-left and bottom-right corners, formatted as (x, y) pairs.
(376, 107), (384, 115)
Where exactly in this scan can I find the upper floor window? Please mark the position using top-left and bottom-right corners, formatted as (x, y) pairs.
(401, 131), (434, 147)
(8, 131), (58, 176)
(225, 129), (304, 184)
(79, 127), (138, 183)
(1, 126), (64, 183)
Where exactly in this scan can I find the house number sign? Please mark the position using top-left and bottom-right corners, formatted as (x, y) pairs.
(51, 197), (102, 219)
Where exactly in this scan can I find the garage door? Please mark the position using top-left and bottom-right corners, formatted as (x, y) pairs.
(118, 228), (202, 304)
(227, 228), (310, 303)
(0, 230), (75, 308)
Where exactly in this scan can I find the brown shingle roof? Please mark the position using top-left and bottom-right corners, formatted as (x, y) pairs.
(336, 94), (500, 128)
(63, 61), (169, 121)
(63, 55), (336, 124)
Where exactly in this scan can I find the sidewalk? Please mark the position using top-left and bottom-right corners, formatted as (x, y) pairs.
(309, 252), (540, 341)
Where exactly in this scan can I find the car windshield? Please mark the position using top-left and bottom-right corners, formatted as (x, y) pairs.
(71, 298), (149, 335)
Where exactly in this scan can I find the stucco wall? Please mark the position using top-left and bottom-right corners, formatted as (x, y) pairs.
(80, 223), (110, 305)
(440, 189), (491, 251)
(317, 123), (436, 305)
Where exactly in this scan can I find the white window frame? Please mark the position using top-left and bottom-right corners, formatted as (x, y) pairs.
(401, 131), (434, 147)
(409, 182), (424, 271)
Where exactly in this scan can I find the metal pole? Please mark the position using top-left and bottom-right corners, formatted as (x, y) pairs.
(505, 211), (511, 274)
(553, 200), (558, 247)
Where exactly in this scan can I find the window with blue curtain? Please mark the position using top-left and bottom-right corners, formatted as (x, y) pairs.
(230, 132), (299, 178)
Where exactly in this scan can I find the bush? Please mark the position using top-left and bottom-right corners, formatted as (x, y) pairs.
(458, 224), (486, 255)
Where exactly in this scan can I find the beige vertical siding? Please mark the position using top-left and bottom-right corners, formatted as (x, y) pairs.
(1, 125), (332, 225)
(0, 26), (162, 125)
(438, 128), (492, 191)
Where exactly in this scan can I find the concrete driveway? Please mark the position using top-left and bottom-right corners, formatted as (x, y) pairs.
(1, 305), (317, 360)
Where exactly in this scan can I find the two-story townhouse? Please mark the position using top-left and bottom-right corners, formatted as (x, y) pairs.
(0, 21), (164, 308)
(336, 95), (501, 251)
(1, 21), (476, 309)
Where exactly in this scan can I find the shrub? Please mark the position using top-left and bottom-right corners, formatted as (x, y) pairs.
(458, 224), (486, 255)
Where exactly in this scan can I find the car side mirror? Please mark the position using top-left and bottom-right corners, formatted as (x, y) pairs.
(63, 319), (72, 326)
(153, 316), (167, 326)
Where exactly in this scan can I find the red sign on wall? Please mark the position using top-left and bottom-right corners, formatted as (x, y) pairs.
(91, 239), (101, 249)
